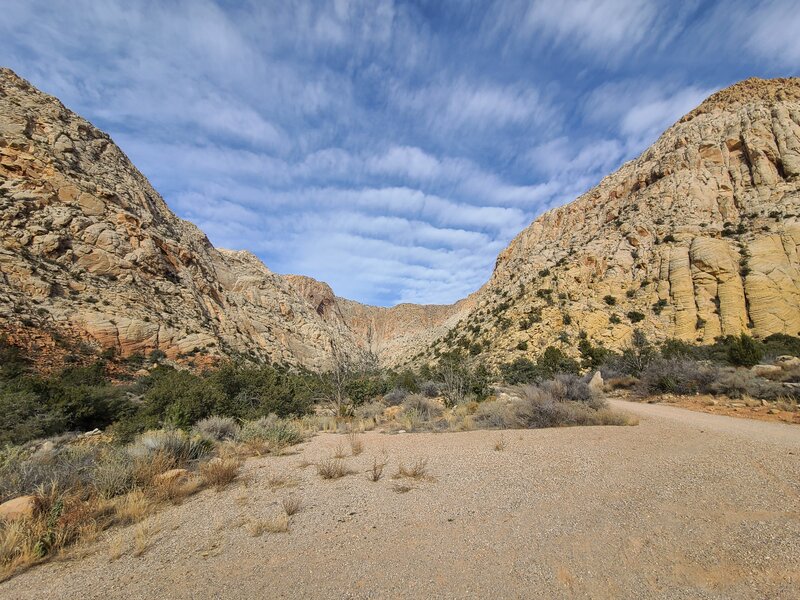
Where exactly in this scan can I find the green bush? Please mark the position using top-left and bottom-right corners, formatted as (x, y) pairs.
(627, 311), (645, 323)
(726, 334), (764, 367)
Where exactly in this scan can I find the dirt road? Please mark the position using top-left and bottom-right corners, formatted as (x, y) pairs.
(3, 400), (799, 599)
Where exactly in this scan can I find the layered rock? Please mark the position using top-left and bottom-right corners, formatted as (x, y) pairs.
(0, 68), (363, 371)
(415, 77), (800, 368)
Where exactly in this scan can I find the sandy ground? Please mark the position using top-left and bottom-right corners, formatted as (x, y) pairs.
(2, 399), (799, 600)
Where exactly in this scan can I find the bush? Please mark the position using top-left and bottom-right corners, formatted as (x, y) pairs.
(237, 416), (303, 449)
(383, 388), (409, 406)
(500, 358), (539, 385)
(726, 334), (764, 367)
(603, 295), (617, 306)
(509, 384), (608, 429)
(419, 381), (440, 398)
(538, 346), (579, 378)
(401, 394), (443, 421)
(128, 429), (213, 466)
(627, 311), (645, 323)
(541, 374), (601, 407)
(193, 416), (240, 441)
(354, 400), (385, 422)
(473, 399), (513, 429)
(708, 368), (791, 400)
(639, 358), (718, 395)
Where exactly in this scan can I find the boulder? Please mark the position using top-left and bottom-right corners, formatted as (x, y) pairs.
(588, 371), (604, 394)
(0, 495), (37, 521)
(752, 364), (783, 377)
(154, 468), (189, 485)
(775, 355), (800, 369)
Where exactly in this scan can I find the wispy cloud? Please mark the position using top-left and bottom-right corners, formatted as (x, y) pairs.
(1, 0), (792, 305)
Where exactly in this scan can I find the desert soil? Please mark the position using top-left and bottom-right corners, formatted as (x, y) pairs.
(2, 400), (799, 599)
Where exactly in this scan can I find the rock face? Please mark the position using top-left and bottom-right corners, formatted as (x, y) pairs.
(1, 68), (799, 372)
(0, 68), (365, 371)
(414, 77), (800, 368)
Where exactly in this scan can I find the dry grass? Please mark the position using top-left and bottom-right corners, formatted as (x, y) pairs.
(111, 489), (152, 525)
(153, 476), (204, 505)
(246, 514), (289, 536)
(281, 495), (302, 516)
(316, 458), (351, 480)
(200, 459), (241, 491)
(347, 432), (364, 456)
(267, 473), (297, 489)
(393, 458), (430, 480)
(332, 443), (348, 459)
(296, 455), (314, 469)
(494, 434), (506, 451)
(107, 533), (125, 562)
(132, 521), (158, 557)
(367, 456), (386, 482)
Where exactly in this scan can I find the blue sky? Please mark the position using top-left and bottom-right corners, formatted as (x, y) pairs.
(3, 1), (799, 306)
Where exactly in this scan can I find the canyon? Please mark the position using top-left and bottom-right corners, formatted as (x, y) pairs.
(1, 68), (799, 371)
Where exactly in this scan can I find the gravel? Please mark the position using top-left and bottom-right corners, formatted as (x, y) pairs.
(2, 400), (799, 599)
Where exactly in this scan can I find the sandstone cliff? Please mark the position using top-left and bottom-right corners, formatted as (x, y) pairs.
(0, 68), (365, 370)
(415, 77), (800, 368)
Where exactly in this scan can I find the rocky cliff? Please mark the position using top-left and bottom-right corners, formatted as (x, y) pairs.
(0, 68), (367, 371)
(415, 77), (800, 367)
(2, 68), (799, 372)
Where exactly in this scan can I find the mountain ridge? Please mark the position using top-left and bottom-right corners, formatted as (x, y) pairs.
(1, 67), (799, 371)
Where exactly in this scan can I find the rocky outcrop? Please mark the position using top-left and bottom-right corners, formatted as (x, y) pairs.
(0, 68), (364, 371)
(414, 77), (800, 368)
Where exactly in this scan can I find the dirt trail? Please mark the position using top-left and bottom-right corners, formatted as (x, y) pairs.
(2, 401), (799, 599)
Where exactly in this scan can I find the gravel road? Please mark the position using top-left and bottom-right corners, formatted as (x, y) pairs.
(3, 400), (799, 599)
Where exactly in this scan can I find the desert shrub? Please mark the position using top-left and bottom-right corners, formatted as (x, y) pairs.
(726, 334), (764, 367)
(401, 394), (443, 421)
(473, 399), (513, 429)
(509, 386), (606, 429)
(199, 458), (241, 490)
(0, 444), (101, 504)
(708, 368), (793, 400)
(419, 381), (440, 398)
(193, 416), (240, 441)
(604, 330), (656, 376)
(541, 374), (601, 407)
(128, 429), (213, 466)
(0, 362), (133, 445)
(92, 448), (136, 498)
(603, 295), (617, 306)
(500, 358), (539, 385)
(537, 346), (579, 378)
(639, 358), (719, 395)
(237, 416), (303, 449)
(762, 333), (800, 359)
(383, 388), (409, 406)
(627, 311), (645, 323)
(578, 338), (612, 370)
(354, 400), (386, 423)
(500, 347), (579, 386)
(316, 458), (350, 479)
(660, 339), (702, 360)
(343, 376), (389, 406)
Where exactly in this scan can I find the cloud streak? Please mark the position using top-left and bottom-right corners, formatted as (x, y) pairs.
(2, 0), (796, 305)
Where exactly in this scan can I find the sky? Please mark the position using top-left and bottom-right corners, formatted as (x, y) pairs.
(3, 1), (799, 306)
